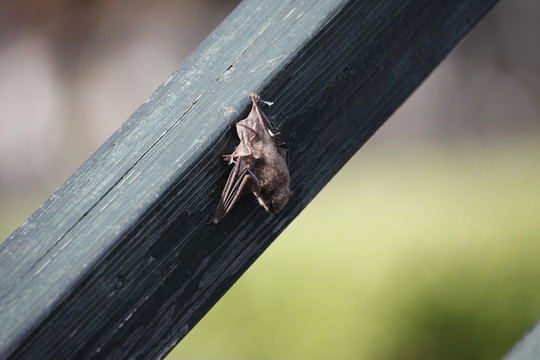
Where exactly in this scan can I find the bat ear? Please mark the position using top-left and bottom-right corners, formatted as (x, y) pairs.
(278, 147), (289, 165)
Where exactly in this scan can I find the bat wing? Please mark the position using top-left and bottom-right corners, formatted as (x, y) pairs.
(209, 157), (259, 224)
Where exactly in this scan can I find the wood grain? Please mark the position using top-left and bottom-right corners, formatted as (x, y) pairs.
(0, 0), (499, 358)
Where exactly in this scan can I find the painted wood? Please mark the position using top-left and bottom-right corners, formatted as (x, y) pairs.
(0, 0), (499, 358)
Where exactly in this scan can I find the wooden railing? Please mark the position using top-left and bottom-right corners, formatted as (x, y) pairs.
(0, 0), (500, 358)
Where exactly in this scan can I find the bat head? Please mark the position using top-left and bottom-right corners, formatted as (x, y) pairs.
(257, 186), (291, 214)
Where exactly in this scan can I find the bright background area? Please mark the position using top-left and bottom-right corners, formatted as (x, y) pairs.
(1, 1), (539, 359)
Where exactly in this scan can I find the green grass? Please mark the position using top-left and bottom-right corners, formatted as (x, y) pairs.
(167, 139), (540, 360)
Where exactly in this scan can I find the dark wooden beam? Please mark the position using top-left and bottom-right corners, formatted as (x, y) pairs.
(0, 0), (499, 358)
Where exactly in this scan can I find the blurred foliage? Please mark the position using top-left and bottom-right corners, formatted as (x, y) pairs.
(167, 139), (540, 360)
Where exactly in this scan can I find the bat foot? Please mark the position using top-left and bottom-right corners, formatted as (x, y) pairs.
(248, 93), (273, 106)
(223, 154), (236, 164)
(248, 93), (259, 102)
(223, 153), (257, 164)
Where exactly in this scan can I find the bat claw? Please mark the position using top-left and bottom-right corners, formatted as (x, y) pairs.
(223, 154), (236, 164)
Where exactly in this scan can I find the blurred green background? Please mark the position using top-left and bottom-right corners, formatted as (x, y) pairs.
(1, 0), (539, 359)
(168, 139), (540, 360)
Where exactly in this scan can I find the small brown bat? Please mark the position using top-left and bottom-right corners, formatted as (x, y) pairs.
(209, 93), (291, 224)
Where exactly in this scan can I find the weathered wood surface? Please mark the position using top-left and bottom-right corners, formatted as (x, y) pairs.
(0, 0), (499, 358)
(505, 321), (540, 360)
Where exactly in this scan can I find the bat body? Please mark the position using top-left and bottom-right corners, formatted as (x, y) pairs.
(210, 93), (291, 224)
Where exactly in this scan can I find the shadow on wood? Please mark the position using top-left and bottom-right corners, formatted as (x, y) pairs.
(0, 0), (499, 358)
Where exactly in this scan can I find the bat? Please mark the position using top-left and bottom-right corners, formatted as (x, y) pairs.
(209, 93), (291, 224)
